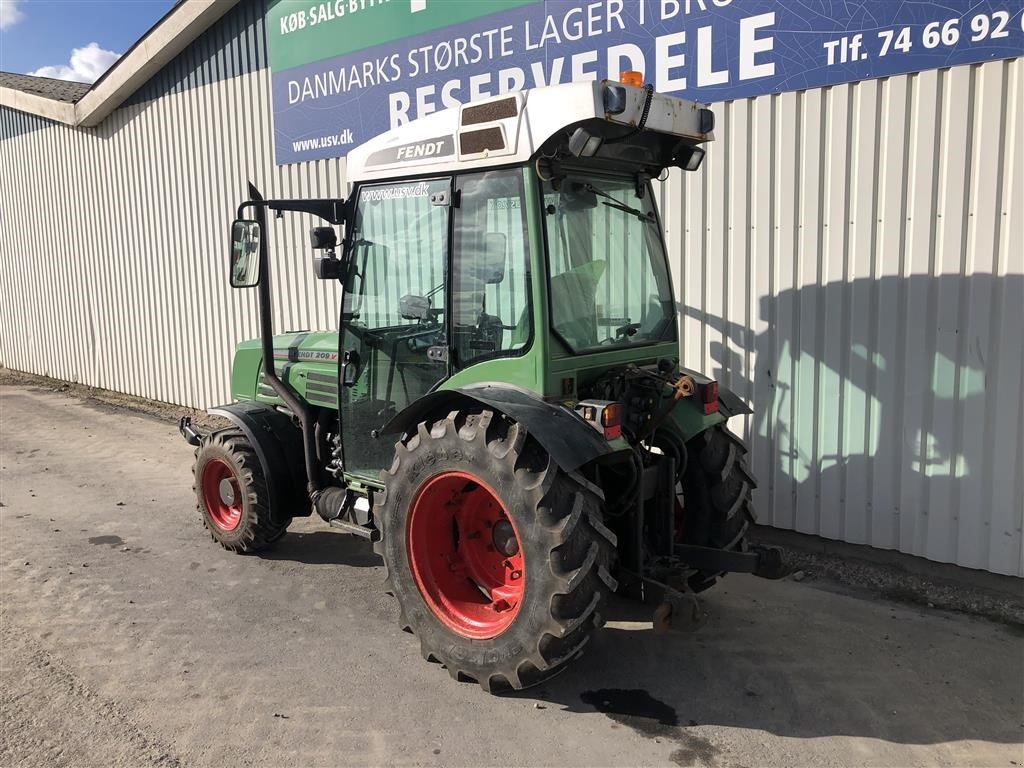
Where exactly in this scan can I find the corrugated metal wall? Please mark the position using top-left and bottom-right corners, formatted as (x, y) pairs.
(666, 58), (1023, 576)
(0, 0), (347, 411)
(0, 0), (1020, 575)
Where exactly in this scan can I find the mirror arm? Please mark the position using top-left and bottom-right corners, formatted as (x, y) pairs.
(237, 198), (347, 225)
(265, 198), (347, 225)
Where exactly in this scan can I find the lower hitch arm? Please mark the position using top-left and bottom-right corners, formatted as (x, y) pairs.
(672, 543), (789, 580)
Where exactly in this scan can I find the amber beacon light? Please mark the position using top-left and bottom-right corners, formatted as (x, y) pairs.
(619, 70), (644, 87)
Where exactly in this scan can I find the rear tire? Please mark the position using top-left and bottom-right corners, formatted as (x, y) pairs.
(192, 428), (288, 552)
(375, 409), (617, 693)
(680, 424), (756, 592)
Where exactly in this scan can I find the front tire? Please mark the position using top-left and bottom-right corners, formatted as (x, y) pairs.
(375, 409), (617, 693)
(192, 428), (288, 552)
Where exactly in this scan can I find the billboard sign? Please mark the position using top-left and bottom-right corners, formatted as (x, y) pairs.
(266, 0), (1024, 165)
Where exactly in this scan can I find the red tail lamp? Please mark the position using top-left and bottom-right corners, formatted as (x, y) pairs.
(702, 381), (719, 414)
(601, 403), (623, 440)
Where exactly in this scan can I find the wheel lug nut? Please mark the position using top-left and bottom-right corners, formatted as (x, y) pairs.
(510, 570), (522, 580)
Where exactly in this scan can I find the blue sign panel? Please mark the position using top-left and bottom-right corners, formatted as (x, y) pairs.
(268, 0), (1024, 165)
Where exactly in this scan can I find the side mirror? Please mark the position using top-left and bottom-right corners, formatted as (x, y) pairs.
(230, 219), (262, 288)
(480, 232), (507, 284)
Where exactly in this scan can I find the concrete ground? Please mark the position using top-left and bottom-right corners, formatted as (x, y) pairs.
(1, 384), (1021, 768)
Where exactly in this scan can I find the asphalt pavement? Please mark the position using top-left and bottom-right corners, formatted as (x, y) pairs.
(1, 384), (1021, 767)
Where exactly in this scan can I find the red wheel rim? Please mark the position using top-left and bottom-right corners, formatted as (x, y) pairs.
(406, 471), (525, 639)
(201, 458), (243, 532)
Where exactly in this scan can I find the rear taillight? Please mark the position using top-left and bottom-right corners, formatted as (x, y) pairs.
(575, 399), (624, 440)
(601, 403), (622, 440)
(702, 381), (719, 414)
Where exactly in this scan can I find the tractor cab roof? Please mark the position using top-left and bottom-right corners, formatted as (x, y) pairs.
(346, 80), (714, 185)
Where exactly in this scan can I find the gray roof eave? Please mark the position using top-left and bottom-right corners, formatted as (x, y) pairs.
(0, 0), (240, 127)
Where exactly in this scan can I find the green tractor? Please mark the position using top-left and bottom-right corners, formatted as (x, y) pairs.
(181, 77), (784, 692)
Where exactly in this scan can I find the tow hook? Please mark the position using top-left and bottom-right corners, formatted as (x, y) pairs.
(653, 586), (706, 634)
(620, 568), (707, 634)
(179, 416), (203, 446)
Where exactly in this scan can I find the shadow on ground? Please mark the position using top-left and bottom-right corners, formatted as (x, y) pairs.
(259, 528), (1021, 754)
(507, 581), (1022, 758)
(259, 529), (380, 567)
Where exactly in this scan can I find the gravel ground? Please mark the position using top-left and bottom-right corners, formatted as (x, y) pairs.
(1, 379), (1023, 767)
(746, 530), (1024, 627)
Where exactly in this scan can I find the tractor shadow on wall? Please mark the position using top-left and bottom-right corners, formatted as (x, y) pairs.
(683, 274), (1022, 568)
(513, 584), (1023, 750)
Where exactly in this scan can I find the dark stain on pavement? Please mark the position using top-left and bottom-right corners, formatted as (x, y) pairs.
(580, 688), (678, 737)
(580, 688), (722, 767)
(88, 535), (124, 547)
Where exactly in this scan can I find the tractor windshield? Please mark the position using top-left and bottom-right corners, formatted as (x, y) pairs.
(543, 175), (676, 353)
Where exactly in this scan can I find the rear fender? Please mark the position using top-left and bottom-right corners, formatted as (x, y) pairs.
(379, 383), (611, 472)
(207, 401), (310, 524)
(661, 368), (751, 443)
(679, 366), (752, 418)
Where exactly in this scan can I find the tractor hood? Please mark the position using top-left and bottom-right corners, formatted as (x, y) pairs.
(346, 80), (714, 184)
(231, 331), (342, 408)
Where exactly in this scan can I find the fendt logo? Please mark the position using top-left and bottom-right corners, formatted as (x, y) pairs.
(365, 135), (455, 167)
(396, 140), (444, 159)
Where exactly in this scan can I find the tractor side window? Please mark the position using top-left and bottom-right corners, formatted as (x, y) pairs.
(340, 177), (451, 475)
(452, 169), (532, 368)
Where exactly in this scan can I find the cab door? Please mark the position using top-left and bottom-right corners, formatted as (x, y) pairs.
(339, 177), (451, 475)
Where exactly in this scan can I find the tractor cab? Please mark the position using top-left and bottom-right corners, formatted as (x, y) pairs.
(322, 77), (717, 475)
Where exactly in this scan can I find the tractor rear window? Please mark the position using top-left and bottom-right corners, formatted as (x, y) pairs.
(542, 175), (676, 353)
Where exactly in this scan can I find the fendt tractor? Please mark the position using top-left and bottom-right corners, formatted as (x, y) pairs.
(180, 74), (785, 693)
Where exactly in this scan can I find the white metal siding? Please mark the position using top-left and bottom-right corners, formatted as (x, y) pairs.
(0, 20), (1020, 574)
(667, 58), (1023, 576)
(0, 81), (347, 410)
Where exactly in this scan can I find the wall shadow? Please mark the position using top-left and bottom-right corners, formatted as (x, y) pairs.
(685, 274), (1023, 571)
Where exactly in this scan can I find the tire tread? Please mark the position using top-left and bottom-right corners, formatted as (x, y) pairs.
(374, 409), (614, 692)
(191, 428), (288, 553)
